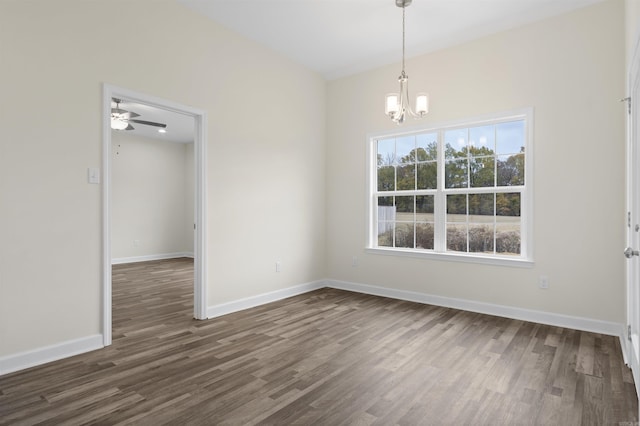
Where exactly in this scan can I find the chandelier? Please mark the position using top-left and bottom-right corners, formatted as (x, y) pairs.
(385, 0), (428, 124)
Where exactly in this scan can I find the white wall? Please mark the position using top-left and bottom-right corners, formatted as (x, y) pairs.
(0, 0), (325, 359)
(326, 0), (626, 323)
(111, 132), (193, 261)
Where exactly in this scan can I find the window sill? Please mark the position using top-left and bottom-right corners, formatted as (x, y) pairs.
(365, 247), (534, 268)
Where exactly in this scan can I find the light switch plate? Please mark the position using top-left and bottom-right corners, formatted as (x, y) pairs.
(88, 168), (100, 184)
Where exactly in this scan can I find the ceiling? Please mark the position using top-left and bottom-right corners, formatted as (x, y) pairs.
(178, 0), (605, 80)
(111, 99), (195, 144)
(117, 0), (604, 141)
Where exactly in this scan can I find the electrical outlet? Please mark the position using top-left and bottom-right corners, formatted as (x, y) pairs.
(276, 261), (281, 272)
(133, 239), (140, 247)
(352, 256), (358, 267)
(539, 275), (549, 289)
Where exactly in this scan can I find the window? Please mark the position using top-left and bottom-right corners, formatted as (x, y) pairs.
(368, 110), (532, 266)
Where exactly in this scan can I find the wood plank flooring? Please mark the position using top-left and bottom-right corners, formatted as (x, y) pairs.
(1, 258), (638, 425)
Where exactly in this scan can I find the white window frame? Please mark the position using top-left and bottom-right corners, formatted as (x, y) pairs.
(366, 108), (534, 268)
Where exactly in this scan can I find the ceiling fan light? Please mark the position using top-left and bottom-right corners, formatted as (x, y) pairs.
(110, 116), (128, 130)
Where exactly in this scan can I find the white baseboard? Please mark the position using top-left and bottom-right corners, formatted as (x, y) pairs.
(207, 280), (326, 318)
(619, 329), (631, 366)
(207, 277), (625, 339)
(111, 252), (194, 265)
(327, 279), (625, 339)
(0, 334), (103, 376)
(2, 280), (626, 377)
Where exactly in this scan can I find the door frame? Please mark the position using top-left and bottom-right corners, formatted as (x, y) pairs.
(101, 84), (208, 346)
(626, 35), (640, 401)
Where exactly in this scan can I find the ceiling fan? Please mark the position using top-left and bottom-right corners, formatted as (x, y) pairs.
(110, 98), (167, 131)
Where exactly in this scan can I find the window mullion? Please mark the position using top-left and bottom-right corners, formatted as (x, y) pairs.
(493, 193), (497, 255)
(494, 125), (498, 187)
(435, 130), (446, 252)
(465, 128), (470, 254)
(413, 194), (417, 249)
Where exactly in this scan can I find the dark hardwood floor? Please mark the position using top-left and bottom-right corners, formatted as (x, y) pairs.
(1, 257), (638, 425)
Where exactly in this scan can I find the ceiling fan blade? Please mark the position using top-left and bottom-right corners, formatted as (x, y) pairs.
(128, 119), (167, 129)
(125, 124), (135, 130)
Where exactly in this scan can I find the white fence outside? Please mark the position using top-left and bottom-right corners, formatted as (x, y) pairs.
(378, 206), (396, 234)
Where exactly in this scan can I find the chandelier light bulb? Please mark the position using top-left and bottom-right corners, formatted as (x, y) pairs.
(385, 93), (400, 116)
(415, 93), (429, 116)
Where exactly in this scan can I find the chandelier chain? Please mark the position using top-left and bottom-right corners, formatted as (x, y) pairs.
(401, 5), (406, 76)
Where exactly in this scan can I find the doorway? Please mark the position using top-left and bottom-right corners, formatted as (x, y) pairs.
(102, 84), (207, 346)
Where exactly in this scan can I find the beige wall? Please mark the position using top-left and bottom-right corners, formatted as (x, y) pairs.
(111, 132), (193, 260)
(0, 0), (326, 357)
(185, 142), (195, 253)
(326, 0), (626, 323)
(627, 0), (640, 71)
(0, 0), (628, 365)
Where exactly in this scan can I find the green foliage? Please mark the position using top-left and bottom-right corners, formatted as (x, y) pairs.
(377, 141), (439, 192)
(417, 162), (437, 190)
(416, 195), (434, 213)
(497, 152), (524, 186)
(496, 193), (520, 216)
(395, 196), (414, 213)
(397, 164), (415, 190)
(377, 166), (394, 191)
(416, 144), (438, 162)
(446, 193), (520, 218)
(445, 159), (467, 188)
(445, 144), (524, 188)
(378, 196), (393, 207)
(447, 194), (466, 215)
(377, 142), (523, 193)
(469, 194), (494, 216)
